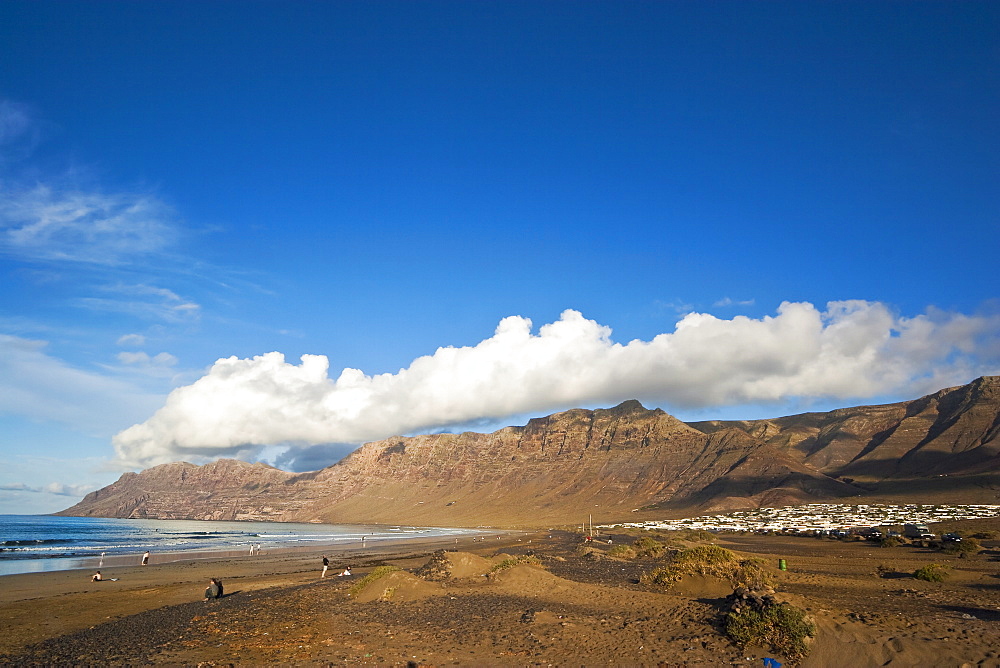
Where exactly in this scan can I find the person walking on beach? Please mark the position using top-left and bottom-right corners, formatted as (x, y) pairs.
(141, 551), (150, 566)
(321, 555), (329, 578)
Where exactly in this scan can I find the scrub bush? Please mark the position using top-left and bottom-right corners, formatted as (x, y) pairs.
(632, 535), (667, 558)
(673, 529), (716, 543)
(724, 600), (815, 662)
(913, 563), (949, 582)
(640, 545), (772, 589)
(606, 544), (637, 559)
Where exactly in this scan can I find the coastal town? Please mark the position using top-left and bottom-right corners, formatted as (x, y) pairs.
(609, 503), (1000, 534)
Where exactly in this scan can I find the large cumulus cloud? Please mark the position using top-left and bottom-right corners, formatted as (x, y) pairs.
(112, 301), (1000, 469)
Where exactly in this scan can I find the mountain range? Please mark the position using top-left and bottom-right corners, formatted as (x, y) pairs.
(59, 376), (1000, 526)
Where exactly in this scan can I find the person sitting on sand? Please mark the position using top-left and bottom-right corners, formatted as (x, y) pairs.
(92, 570), (102, 582)
(203, 578), (224, 601)
(337, 565), (352, 577)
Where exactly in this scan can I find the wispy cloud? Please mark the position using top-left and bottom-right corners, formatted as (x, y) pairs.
(44, 481), (96, 497)
(112, 300), (1000, 469)
(0, 184), (178, 265)
(0, 100), (269, 358)
(0, 481), (95, 496)
(78, 283), (201, 323)
(112, 351), (181, 381)
(714, 297), (756, 308)
(117, 351), (178, 367)
(117, 333), (147, 347)
(653, 298), (694, 314)
(0, 100), (44, 164)
(0, 482), (33, 492)
(0, 334), (166, 436)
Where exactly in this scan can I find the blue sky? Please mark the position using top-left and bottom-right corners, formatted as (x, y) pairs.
(1, 1), (998, 514)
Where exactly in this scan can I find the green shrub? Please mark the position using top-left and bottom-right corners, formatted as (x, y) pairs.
(674, 529), (716, 543)
(674, 544), (739, 569)
(607, 544), (637, 560)
(879, 536), (905, 548)
(913, 563), (949, 582)
(724, 602), (815, 661)
(632, 535), (668, 558)
(347, 565), (398, 597)
(640, 566), (676, 587)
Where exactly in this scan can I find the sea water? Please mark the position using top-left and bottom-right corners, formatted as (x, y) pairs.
(0, 514), (477, 577)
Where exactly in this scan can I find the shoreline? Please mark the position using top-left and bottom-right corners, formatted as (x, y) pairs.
(0, 515), (505, 577)
(0, 528), (520, 579)
(0, 528), (540, 657)
(0, 530), (534, 604)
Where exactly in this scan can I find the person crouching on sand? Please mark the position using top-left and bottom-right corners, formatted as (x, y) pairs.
(337, 565), (352, 577)
(92, 570), (102, 581)
(204, 578), (223, 601)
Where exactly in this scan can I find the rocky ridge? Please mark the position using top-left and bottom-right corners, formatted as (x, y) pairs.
(59, 377), (1000, 526)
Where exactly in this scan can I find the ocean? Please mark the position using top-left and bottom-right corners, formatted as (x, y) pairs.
(0, 514), (478, 577)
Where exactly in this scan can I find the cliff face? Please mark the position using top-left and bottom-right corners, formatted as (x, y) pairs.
(692, 376), (1000, 496)
(63, 460), (299, 521)
(59, 377), (1000, 526)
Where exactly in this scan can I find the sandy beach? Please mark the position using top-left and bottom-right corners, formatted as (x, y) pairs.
(1, 526), (998, 666)
(0, 532), (514, 654)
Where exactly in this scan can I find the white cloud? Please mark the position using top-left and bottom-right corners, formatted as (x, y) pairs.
(0, 184), (177, 265)
(117, 333), (147, 347)
(112, 301), (1000, 469)
(0, 334), (166, 435)
(44, 481), (96, 497)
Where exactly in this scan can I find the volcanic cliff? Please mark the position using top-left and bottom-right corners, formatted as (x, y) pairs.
(59, 376), (1000, 526)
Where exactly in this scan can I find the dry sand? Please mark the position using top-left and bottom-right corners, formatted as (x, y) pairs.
(1, 528), (998, 666)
